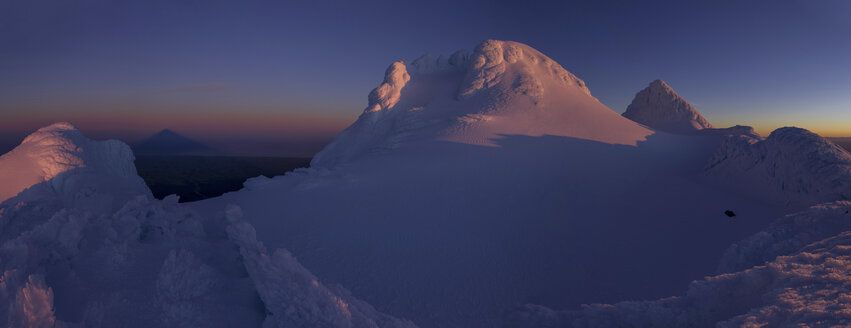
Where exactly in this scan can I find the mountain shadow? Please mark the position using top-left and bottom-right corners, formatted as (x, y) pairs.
(132, 129), (216, 156)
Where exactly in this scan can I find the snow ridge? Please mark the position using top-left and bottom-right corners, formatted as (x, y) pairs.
(622, 80), (713, 133)
(0, 122), (149, 206)
(704, 127), (851, 208)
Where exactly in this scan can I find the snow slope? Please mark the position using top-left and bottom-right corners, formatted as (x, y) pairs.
(0, 124), (415, 327)
(193, 40), (792, 327)
(505, 202), (851, 328)
(704, 127), (851, 209)
(622, 80), (713, 134)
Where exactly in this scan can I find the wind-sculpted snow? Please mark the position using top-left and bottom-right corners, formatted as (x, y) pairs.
(506, 202), (851, 328)
(366, 61), (411, 113)
(225, 205), (417, 328)
(409, 50), (468, 75)
(0, 122), (149, 207)
(0, 194), (414, 327)
(458, 40), (589, 100)
(8, 275), (55, 328)
(718, 201), (851, 273)
(622, 80), (713, 134)
(705, 127), (851, 208)
(312, 40), (651, 168)
(0, 123), (414, 328)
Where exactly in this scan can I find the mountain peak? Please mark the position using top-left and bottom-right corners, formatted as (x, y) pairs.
(156, 128), (179, 136)
(622, 80), (713, 134)
(133, 129), (213, 156)
(311, 40), (651, 168)
(648, 79), (672, 90)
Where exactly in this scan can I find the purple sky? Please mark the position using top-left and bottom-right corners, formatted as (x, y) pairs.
(2, 0), (850, 156)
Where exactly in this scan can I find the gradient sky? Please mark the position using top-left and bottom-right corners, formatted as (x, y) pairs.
(2, 0), (850, 155)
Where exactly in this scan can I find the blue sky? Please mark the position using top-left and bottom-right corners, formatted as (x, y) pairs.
(1, 0), (849, 151)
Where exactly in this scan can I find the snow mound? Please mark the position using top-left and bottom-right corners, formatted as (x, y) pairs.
(704, 127), (851, 208)
(312, 40), (652, 168)
(622, 80), (713, 134)
(506, 202), (851, 328)
(0, 122), (149, 207)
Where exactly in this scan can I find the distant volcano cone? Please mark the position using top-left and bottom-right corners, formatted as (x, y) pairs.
(133, 129), (213, 155)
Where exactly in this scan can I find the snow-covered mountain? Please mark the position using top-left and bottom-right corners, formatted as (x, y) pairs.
(622, 79), (713, 134)
(312, 40), (652, 168)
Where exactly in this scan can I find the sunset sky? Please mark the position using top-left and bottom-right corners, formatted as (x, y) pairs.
(2, 0), (850, 155)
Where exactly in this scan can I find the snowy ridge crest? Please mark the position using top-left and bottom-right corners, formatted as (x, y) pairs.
(704, 127), (851, 207)
(408, 50), (469, 75)
(363, 40), (592, 115)
(458, 40), (590, 100)
(622, 80), (713, 134)
(0, 122), (149, 205)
